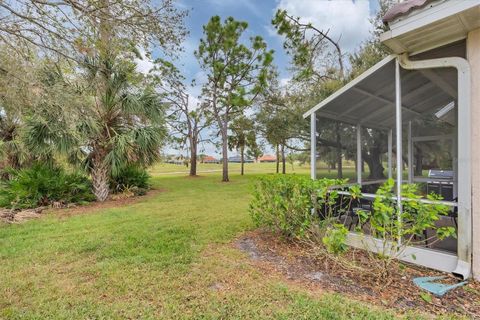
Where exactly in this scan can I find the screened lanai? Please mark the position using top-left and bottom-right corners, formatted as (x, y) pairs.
(303, 41), (472, 278)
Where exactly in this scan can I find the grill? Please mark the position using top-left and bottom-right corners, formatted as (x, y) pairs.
(427, 169), (454, 201)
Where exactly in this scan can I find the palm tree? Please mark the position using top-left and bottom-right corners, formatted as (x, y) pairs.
(228, 116), (257, 175)
(25, 56), (166, 201)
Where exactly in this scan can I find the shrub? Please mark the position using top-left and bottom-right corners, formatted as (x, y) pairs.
(249, 175), (345, 239)
(358, 179), (456, 276)
(322, 224), (349, 254)
(110, 165), (150, 194)
(0, 164), (95, 209)
(250, 175), (456, 282)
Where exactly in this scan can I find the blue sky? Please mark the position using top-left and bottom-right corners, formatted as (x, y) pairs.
(159, 0), (382, 157)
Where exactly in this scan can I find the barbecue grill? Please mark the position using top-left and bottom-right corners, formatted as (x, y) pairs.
(426, 169), (454, 201)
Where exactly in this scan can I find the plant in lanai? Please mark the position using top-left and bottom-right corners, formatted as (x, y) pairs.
(195, 16), (274, 182)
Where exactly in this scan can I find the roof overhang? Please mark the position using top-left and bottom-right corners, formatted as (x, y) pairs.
(381, 0), (480, 54)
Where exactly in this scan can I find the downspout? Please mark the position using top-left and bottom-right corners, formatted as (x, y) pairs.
(398, 54), (472, 279)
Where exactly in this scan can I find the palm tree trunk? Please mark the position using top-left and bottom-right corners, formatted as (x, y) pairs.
(91, 148), (109, 202)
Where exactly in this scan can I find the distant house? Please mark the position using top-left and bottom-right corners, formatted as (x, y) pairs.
(202, 156), (220, 164)
(258, 155), (277, 163)
(228, 155), (254, 163)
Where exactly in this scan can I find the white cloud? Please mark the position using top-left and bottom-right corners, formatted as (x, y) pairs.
(279, 76), (291, 88)
(135, 48), (155, 74)
(276, 0), (373, 53)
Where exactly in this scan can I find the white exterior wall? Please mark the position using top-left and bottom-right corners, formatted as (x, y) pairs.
(467, 28), (480, 280)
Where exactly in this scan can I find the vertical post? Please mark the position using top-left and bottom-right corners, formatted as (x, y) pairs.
(311, 113), (317, 180)
(388, 129), (393, 179)
(408, 120), (413, 183)
(395, 59), (403, 245)
(357, 124), (362, 185)
(466, 29), (476, 278)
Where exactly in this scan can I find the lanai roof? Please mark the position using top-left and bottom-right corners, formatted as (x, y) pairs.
(302, 40), (466, 130)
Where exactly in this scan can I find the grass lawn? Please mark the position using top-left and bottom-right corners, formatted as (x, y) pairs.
(0, 163), (447, 319)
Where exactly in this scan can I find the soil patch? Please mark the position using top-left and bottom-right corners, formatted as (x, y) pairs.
(55, 189), (164, 218)
(0, 189), (164, 223)
(235, 230), (480, 317)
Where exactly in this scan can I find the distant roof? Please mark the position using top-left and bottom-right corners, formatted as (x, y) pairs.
(203, 156), (218, 161)
(258, 155), (276, 161)
(383, 0), (434, 23)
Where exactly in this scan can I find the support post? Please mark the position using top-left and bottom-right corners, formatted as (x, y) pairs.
(311, 113), (316, 180)
(468, 28), (480, 280)
(408, 121), (413, 183)
(395, 59), (403, 245)
(357, 124), (362, 185)
(388, 129), (393, 179)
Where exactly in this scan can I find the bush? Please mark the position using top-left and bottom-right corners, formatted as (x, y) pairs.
(249, 175), (344, 239)
(110, 165), (150, 194)
(359, 179), (456, 278)
(0, 164), (95, 209)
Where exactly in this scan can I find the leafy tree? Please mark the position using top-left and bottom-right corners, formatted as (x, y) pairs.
(272, 9), (344, 83)
(228, 116), (257, 175)
(25, 58), (167, 201)
(257, 82), (308, 174)
(156, 61), (212, 176)
(195, 16), (274, 182)
(270, 1), (398, 180)
(0, 0), (187, 201)
(0, 0), (187, 63)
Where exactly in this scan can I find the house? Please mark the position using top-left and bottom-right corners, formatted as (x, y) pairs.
(304, 0), (480, 279)
(228, 155), (254, 163)
(202, 156), (220, 164)
(258, 155), (277, 163)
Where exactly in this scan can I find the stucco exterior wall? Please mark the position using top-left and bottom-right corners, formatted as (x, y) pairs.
(467, 28), (480, 280)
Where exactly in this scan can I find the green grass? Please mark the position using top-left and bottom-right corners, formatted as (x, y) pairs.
(0, 164), (433, 319)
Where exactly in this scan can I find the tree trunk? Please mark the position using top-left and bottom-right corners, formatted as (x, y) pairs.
(240, 145), (245, 175)
(281, 144), (286, 174)
(336, 152), (342, 178)
(275, 144), (280, 174)
(414, 147), (423, 176)
(91, 147), (109, 202)
(221, 126), (229, 182)
(363, 148), (385, 180)
(189, 142), (197, 176)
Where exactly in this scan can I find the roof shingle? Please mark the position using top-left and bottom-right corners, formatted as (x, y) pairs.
(383, 0), (435, 23)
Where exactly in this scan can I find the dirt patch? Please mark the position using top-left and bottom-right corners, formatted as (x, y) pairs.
(235, 230), (480, 317)
(0, 207), (45, 223)
(54, 189), (164, 218)
(0, 189), (164, 223)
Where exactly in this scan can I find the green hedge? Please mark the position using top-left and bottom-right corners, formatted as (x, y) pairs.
(249, 175), (344, 239)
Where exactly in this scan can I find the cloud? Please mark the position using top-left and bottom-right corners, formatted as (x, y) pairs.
(279, 76), (291, 88)
(135, 48), (155, 74)
(275, 0), (374, 53)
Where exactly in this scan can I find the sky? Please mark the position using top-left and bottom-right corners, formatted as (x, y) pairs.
(159, 0), (382, 157)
